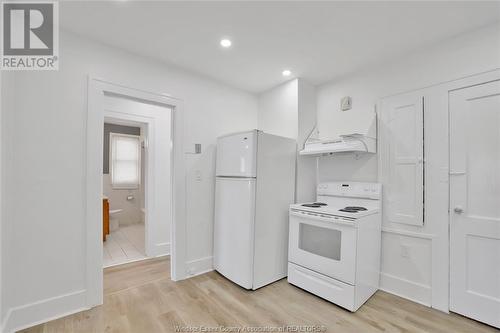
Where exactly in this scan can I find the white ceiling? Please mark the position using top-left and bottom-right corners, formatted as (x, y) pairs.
(60, 1), (500, 93)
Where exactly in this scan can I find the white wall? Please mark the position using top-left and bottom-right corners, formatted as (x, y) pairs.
(258, 80), (298, 139)
(316, 23), (500, 308)
(1, 31), (257, 331)
(0, 70), (3, 332)
(296, 80), (317, 203)
(257, 78), (317, 203)
(317, 23), (500, 183)
(0, 70), (15, 328)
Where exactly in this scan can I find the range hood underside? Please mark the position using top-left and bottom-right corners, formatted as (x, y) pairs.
(300, 134), (376, 156)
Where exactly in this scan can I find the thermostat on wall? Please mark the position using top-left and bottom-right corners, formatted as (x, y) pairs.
(341, 96), (352, 111)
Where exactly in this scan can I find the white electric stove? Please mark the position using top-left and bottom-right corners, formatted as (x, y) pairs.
(288, 181), (382, 312)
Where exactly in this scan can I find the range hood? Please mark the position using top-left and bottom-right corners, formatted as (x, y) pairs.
(300, 133), (376, 156)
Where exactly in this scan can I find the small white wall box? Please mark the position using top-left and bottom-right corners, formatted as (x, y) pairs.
(186, 144), (202, 154)
(341, 96), (352, 111)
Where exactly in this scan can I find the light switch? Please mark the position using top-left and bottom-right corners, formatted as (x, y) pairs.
(186, 143), (202, 154)
(401, 244), (411, 258)
(195, 170), (202, 182)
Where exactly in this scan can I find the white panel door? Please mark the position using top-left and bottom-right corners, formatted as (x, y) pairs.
(450, 80), (500, 328)
(381, 93), (424, 226)
(213, 177), (256, 289)
(216, 130), (257, 177)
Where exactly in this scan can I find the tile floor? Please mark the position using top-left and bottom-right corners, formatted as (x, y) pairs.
(103, 223), (147, 267)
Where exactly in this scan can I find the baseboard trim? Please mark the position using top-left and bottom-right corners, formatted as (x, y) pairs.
(150, 242), (170, 257)
(2, 290), (87, 333)
(186, 256), (213, 277)
(380, 272), (431, 306)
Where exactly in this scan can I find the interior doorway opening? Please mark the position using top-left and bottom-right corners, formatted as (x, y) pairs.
(102, 119), (149, 267)
(87, 78), (187, 308)
(100, 91), (173, 269)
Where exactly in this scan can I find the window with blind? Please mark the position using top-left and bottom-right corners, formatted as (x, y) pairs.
(110, 133), (141, 189)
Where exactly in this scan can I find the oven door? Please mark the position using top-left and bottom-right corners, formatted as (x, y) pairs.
(288, 210), (357, 285)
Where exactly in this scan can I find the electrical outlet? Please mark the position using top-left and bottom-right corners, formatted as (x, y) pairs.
(401, 244), (411, 258)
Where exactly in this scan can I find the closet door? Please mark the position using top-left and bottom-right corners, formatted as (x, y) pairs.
(449, 80), (500, 328)
(380, 92), (424, 226)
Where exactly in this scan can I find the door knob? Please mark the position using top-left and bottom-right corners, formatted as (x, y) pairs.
(454, 206), (464, 214)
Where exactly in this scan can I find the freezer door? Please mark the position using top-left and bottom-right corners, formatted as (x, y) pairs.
(216, 131), (257, 177)
(213, 177), (256, 289)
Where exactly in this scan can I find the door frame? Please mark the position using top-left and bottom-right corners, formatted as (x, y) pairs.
(437, 70), (500, 312)
(378, 69), (500, 313)
(448, 76), (500, 325)
(86, 77), (187, 308)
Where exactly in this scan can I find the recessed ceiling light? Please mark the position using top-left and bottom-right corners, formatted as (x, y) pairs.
(220, 39), (232, 48)
(282, 69), (292, 77)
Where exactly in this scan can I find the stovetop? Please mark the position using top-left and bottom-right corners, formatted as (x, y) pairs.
(338, 206), (368, 213)
(300, 202), (328, 208)
(290, 202), (379, 219)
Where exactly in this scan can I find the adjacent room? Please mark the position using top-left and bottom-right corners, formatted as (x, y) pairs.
(102, 122), (146, 267)
(0, 1), (499, 333)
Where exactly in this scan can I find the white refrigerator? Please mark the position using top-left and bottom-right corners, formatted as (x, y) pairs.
(214, 130), (296, 290)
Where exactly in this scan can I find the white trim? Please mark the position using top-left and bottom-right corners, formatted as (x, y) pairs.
(103, 257), (148, 269)
(86, 77), (187, 309)
(431, 70), (500, 313)
(103, 254), (170, 269)
(2, 290), (87, 333)
(186, 256), (214, 277)
(380, 68), (500, 100)
(380, 272), (432, 306)
(381, 228), (434, 240)
(378, 68), (500, 314)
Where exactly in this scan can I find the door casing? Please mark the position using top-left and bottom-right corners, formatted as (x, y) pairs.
(378, 69), (500, 313)
(86, 77), (186, 308)
(449, 80), (500, 328)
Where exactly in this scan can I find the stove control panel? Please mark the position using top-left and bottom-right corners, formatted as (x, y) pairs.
(317, 182), (381, 199)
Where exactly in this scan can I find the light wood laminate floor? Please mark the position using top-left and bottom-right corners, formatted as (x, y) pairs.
(20, 257), (499, 333)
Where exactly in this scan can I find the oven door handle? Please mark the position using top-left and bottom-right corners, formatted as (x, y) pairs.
(289, 210), (356, 227)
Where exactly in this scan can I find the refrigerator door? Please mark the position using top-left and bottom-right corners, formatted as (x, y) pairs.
(213, 177), (256, 289)
(216, 131), (257, 177)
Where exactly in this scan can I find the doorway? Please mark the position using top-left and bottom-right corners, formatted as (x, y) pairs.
(102, 120), (148, 267)
(449, 79), (500, 328)
(86, 78), (187, 308)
